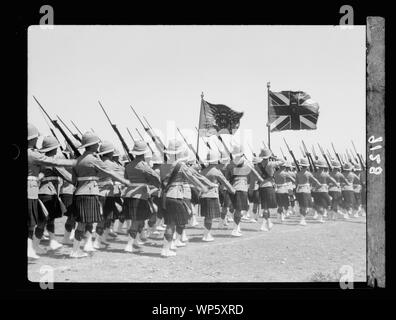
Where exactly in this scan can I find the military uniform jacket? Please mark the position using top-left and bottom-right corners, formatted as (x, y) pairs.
(295, 170), (321, 193)
(224, 159), (256, 192)
(122, 158), (161, 200)
(160, 161), (209, 199)
(28, 148), (75, 200)
(72, 151), (126, 196)
(274, 169), (295, 194)
(200, 165), (235, 198)
(256, 160), (283, 188)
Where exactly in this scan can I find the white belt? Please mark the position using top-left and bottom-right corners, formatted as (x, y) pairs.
(27, 176), (38, 181)
(77, 177), (99, 181)
(276, 183), (289, 187)
(41, 176), (60, 182)
(129, 183), (148, 187)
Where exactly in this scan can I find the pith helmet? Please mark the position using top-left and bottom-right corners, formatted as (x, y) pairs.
(79, 132), (101, 149)
(206, 149), (220, 164)
(331, 160), (341, 169)
(113, 149), (121, 157)
(97, 141), (115, 156)
(231, 144), (244, 158)
(316, 159), (328, 168)
(151, 151), (163, 164)
(259, 148), (272, 160)
(299, 158), (309, 167)
(39, 136), (60, 153)
(131, 140), (148, 156)
(354, 164), (362, 171)
(165, 139), (187, 155)
(28, 123), (39, 140)
(343, 163), (353, 171)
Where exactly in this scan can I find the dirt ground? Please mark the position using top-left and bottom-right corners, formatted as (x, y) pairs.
(28, 209), (366, 283)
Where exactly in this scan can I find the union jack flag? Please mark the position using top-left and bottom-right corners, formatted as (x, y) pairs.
(199, 99), (243, 137)
(268, 90), (320, 132)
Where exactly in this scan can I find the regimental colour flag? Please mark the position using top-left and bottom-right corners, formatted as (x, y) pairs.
(268, 90), (320, 132)
(198, 99), (244, 137)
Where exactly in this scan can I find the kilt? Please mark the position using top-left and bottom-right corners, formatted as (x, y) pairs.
(354, 192), (362, 206)
(113, 196), (123, 220)
(259, 187), (277, 209)
(162, 198), (190, 226)
(314, 192), (331, 208)
(230, 191), (249, 211)
(122, 198), (151, 221)
(39, 194), (62, 220)
(74, 195), (103, 224)
(219, 189), (233, 209)
(191, 187), (200, 205)
(296, 192), (312, 208)
(99, 196), (120, 221)
(199, 198), (221, 219)
(276, 193), (289, 209)
(342, 190), (356, 210)
(311, 191), (319, 208)
(28, 199), (45, 229)
(248, 189), (261, 204)
(60, 194), (75, 218)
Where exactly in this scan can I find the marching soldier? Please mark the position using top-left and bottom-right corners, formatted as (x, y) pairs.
(274, 161), (295, 222)
(93, 141), (125, 249)
(224, 145), (255, 237)
(34, 136), (73, 253)
(159, 139), (210, 257)
(122, 141), (161, 253)
(295, 158), (322, 226)
(353, 164), (364, 217)
(70, 132), (132, 258)
(218, 150), (234, 228)
(200, 149), (235, 241)
(341, 163), (360, 218)
(256, 148), (282, 231)
(27, 123), (76, 259)
(60, 143), (80, 245)
(287, 162), (297, 216)
(313, 160), (339, 223)
(246, 156), (261, 223)
(328, 160), (351, 219)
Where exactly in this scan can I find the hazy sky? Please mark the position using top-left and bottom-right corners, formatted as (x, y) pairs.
(28, 25), (366, 161)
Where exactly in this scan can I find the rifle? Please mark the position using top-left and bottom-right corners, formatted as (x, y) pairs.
(176, 127), (205, 168)
(346, 149), (356, 165)
(311, 145), (319, 160)
(283, 138), (300, 171)
(351, 140), (366, 170)
(299, 145), (306, 159)
(57, 115), (82, 143)
(280, 146), (287, 161)
(247, 142), (256, 157)
(98, 101), (134, 161)
(195, 127), (212, 150)
(37, 105), (64, 151)
(242, 154), (264, 183)
(317, 143), (332, 170)
(302, 140), (316, 172)
(217, 135), (233, 160)
(71, 120), (84, 137)
(33, 96), (81, 157)
(136, 128), (154, 153)
(326, 148), (333, 161)
(130, 106), (167, 161)
(126, 127), (136, 143)
(331, 142), (344, 171)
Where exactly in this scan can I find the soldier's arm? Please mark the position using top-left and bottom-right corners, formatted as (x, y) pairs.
(308, 172), (322, 188)
(285, 172), (296, 184)
(338, 172), (352, 185)
(92, 158), (132, 187)
(54, 167), (73, 184)
(180, 164), (209, 193)
(31, 151), (76, 168)
(141, 163), (161, 188)
(216, 169), (236, 194)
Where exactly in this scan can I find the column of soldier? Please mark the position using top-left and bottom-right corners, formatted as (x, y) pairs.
(28, 122), (366, 260)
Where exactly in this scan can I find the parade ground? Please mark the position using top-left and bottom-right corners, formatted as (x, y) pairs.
(28, 210), (366, 283)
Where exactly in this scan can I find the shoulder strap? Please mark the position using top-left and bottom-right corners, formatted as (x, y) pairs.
(163, 161), (184, 192)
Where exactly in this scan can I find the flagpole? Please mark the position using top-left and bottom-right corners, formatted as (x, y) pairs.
(197, 92), (204, 160)
(267, 82), (271, 149)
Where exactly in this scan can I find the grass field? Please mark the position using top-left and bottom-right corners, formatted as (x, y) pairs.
(28, 209), (366, 283)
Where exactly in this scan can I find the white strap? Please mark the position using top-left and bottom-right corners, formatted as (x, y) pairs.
(77, 176), (99, 181)
(27, 176), (38, 181)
